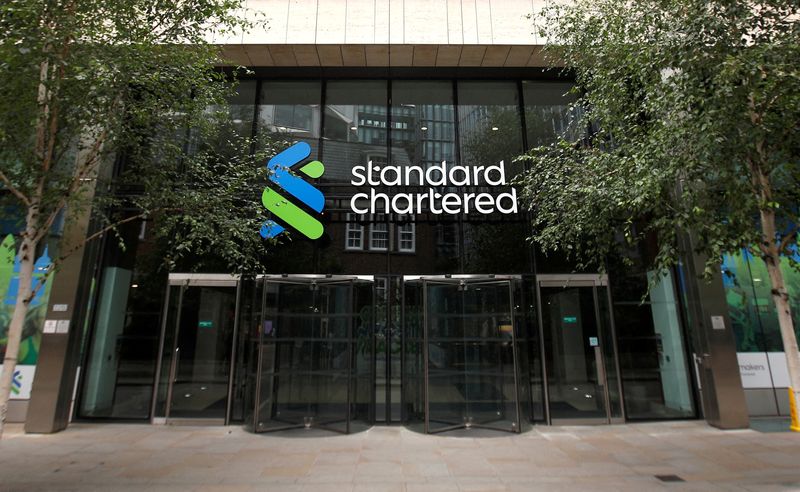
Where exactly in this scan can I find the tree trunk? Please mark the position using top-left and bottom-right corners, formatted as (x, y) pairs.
(0, 232), (38, 439)
(760, 208), (800, 421)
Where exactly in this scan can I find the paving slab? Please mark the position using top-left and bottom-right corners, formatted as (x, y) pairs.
(0, 421), (798, 491)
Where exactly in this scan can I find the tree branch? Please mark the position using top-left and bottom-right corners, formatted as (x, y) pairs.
(0, 170), (30, 207)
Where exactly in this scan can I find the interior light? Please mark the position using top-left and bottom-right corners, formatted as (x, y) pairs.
(350, 126), (358, 131)
(491, 126), (499, 131)
(420, 126), (428, 131)
(131, 284), (139, 288)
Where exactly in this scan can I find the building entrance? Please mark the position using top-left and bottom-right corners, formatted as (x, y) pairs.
(161, 274), (239, 424)
(404, 276), (522, 434)
(538, 275), (624, 424)
(246, 275), (374, 433)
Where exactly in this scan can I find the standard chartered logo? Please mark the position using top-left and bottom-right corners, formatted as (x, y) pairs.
(260, 142), (519, 241)
(260, 142), (325, 240)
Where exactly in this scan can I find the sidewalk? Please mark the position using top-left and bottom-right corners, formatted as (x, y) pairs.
(0, 421), (798, 491)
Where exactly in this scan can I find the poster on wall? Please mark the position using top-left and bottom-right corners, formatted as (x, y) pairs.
(0, 234), (54, 400)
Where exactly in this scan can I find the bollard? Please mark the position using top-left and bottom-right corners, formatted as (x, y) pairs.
(789, 387), (800, 432)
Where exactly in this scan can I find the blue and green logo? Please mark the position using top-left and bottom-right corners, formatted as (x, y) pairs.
(260, 142), (325, 240)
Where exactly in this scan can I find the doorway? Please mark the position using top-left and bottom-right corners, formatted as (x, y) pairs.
(249, 275), (374, 433)
(538, 274), (624, 424)
(161, 274), (239, 424)
(404, 276), (522, 433)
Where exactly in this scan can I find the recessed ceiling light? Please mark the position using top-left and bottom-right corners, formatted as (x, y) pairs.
(421, 126), (428, 131)
(491, 126), (499, 131)
(350, 126), (358, 130)
(131, 284), (139, 288)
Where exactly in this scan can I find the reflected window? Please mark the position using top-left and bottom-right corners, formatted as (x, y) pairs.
(345, 213), (364, 250)
(398, 221), (415, 253)
(457, 81), (523, 174)
(521, 81), (583, 147)
(391, 81), (455, 174)
(323, 81), (387, 184)
(258, 81), (321, 154)
(370, 214), (389, 251)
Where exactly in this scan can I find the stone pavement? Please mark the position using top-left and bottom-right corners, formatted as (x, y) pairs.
(0, 421), (798, 491)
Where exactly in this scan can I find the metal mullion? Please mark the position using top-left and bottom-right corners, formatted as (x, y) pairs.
(592, 285), (612, 424)
(423, 280), (430, 434)
(346, 281), (353, 434)
(253, 279), (268, 431)
(508, 280), (522, 433)
(149, 282), (173, 422)
(603, 280), (627, 422)
(535, 279), (551, 425)
(164, 282), (186, 422)
(224, 280), (243, 425)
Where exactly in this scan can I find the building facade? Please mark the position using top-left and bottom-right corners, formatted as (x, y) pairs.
(3, 0), (775, 433)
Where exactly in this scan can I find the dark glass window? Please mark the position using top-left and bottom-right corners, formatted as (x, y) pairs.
(457, 81), (529, 274)
(521, 81), (583, 147)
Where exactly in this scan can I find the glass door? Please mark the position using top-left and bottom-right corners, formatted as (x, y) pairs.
(253, 276), (374, 433)
(411, 276), (521, 434)
(538, 275), (623, 424)
(164, 276), (239, 423)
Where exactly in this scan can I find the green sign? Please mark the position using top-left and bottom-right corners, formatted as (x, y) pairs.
(563, 316), (577, 324)
(198, 320), (213, 329)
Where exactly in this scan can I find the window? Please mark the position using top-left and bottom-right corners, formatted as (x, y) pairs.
(345, 214), (364, 250)
(375, 277), (388, 303)
(370, 214), (389, 251)
(398, 221), (415, 253)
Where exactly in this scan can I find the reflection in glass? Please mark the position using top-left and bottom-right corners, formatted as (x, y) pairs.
(258, 80), (322, 155)
(78, 219), (164, 419)
(406, 279), (520, 433)
(613, 269), (695, 419)
(521, 81), (583, 147)
(167, 286), (236, 419)
(541, 286), (610, 421)
(254, 278), (373, 433)
(322, 81), (387, 184)
(457, 81), (529, 274)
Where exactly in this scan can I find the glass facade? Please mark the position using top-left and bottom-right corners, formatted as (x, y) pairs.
(73, 76), (698, 430)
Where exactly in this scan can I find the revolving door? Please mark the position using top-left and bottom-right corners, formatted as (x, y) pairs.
(244, 275), (374, 433)
(404, 276), (522, 433)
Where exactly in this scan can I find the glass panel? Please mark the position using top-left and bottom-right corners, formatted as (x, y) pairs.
(153, 285), (180, 419)
(402, 280), (425, 429)
(168, 285), (236, 419)
(426, 280), (518, 432)
(78, 219), (164, 419)
(258, 80), (321, 151)
(457, 81), (529, 274)
(322, 80), (387, 185)
(521, 81), (583, 147)
(612, 259), (696, 419)
(235, 276), (262, 426)
(390, 81), (460, 273)
(352, 281), (375, 429)
(256, 280), (360, 432)
(541, 285), (608, 421)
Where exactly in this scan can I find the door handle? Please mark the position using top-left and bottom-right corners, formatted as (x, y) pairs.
(173, 347), (180, 383)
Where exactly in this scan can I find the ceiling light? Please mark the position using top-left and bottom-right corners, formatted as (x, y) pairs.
(420, 126), (428, 131)
(491, 126), (499, 131)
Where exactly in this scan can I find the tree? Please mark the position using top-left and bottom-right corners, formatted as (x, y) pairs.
(0, 0), (273, 437)
(515, 0), (800, 415)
